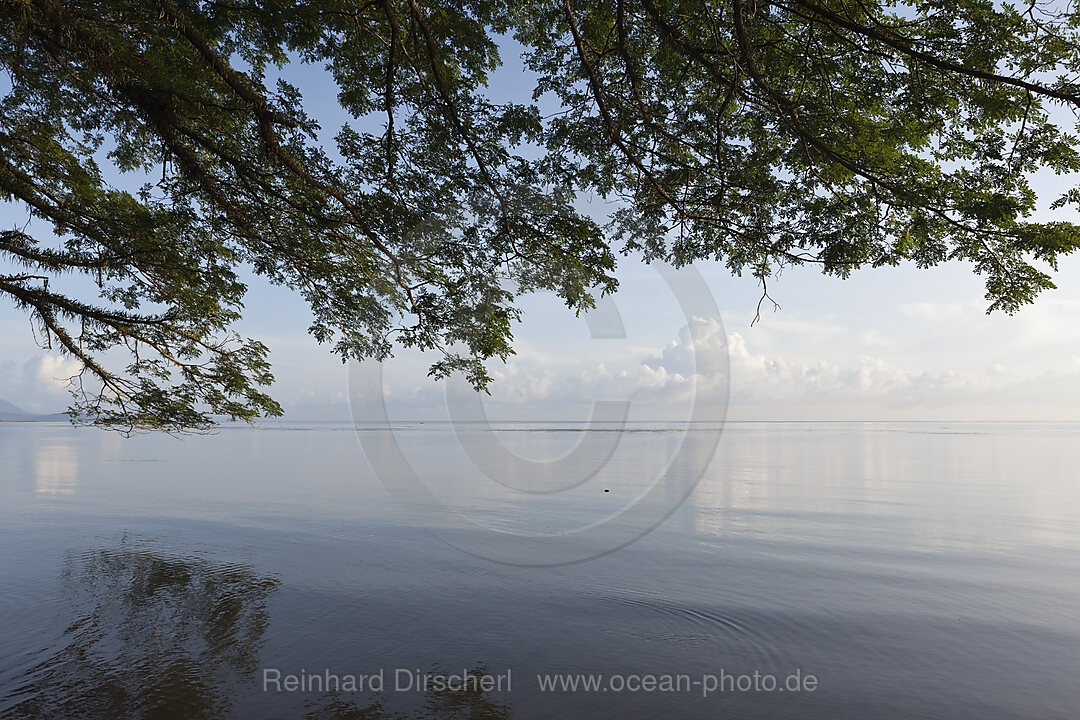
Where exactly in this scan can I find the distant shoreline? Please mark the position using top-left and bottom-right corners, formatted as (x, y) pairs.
(0, 416), (70, 423)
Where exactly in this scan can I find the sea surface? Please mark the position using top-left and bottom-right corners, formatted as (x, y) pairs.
(0, 421), (1077, 719)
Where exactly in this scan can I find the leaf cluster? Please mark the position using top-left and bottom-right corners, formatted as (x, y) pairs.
(3, 0), (1079, 430)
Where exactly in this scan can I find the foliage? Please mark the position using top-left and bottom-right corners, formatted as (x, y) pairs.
(3, 0), (1080, 430)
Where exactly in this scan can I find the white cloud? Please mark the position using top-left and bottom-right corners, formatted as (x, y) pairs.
(900, 299), (983, 323)
(644, 316), (729, 378)
(0, 353), (83, 413)
(391, 317), (1080, 420)
(30, 354), (82, 392)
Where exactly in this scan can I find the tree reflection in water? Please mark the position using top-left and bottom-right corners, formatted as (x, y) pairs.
(299, 669), (512, 720)
(3, 540), (512, 720)
(5, 538), (279, 719)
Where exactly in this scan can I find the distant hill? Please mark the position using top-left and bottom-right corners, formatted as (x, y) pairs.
(0, 399), (68, 422)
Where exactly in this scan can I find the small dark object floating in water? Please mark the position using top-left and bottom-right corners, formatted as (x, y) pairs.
(604, 489), (610, 493)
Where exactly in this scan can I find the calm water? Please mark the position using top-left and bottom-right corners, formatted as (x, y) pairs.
(1, 421), (1078, 719)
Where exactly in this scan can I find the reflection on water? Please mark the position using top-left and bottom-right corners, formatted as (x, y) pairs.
(3, 539), (278, 719)
(1, 422), (1078, 719)
(0, 536), (514, 720)
(296, 671), (511, 720)
(33, 443), (77, 496)
(687, 423), (1080, 552)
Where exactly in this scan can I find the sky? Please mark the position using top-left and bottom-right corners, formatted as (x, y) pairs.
(3, 40), (1080, 422)
(8, 215), (1079, 422)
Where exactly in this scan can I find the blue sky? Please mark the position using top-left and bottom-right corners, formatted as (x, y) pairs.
(3, 40), (1080, 421)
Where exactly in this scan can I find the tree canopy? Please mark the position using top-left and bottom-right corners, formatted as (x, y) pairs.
(3, 0), (1080, 431)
